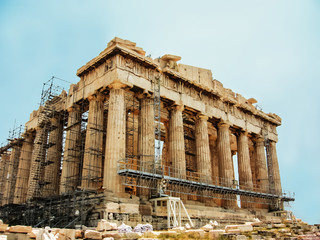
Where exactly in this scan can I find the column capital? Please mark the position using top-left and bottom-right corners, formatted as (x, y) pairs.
(67, 104), (81, 113)
(108, 79), (130, 90)
(236, 129), (248, 137)
(174, 104), (184, 112)
(254, 135), (265, 146)
(196, 113), (209, 121)
(136, 90), (152, 100)
(217, 120), (231, 129)
(88, 91), (105, 102)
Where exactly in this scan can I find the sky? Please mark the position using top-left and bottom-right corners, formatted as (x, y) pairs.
(0, 0), (319, 224)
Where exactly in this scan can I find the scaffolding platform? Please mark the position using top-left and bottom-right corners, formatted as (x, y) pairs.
(117, 159), (295, 202)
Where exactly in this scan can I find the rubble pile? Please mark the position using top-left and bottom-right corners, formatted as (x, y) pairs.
(0, 218), (319, 240)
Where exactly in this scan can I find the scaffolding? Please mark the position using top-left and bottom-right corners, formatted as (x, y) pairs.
(0, 77), (105, 228)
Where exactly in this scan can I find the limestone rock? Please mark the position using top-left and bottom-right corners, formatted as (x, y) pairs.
(75, 230), (82, 239)
(84, 230), (102, 239)
(102, 231), (123, 239)
(57, 229), (76, 240)
(9, 226), (32, 233)
(171, 227), (185, 233)
(0, 225), (9, 232)
(273, 223), (286, 228)
(96, 220), (117, 231)
(236, 235), (247, 240)
(202, 224), (214, 232)
(225, 224), (253, 233)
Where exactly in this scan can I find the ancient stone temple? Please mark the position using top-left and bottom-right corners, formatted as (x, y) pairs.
(0, 38), (294, 229)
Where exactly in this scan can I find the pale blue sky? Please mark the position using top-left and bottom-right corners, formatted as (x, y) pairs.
(0, 0), (319, 224)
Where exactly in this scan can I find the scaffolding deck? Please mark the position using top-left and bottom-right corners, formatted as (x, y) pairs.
(117, 168), (295, 202)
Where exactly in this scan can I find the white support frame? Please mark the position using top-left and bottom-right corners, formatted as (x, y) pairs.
(150, 196), (194, 229)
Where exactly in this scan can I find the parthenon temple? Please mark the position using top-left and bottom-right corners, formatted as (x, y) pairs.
(0, 38), (294, 229)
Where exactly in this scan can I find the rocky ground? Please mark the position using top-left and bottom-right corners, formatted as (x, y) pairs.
(0, 218), (319, 240)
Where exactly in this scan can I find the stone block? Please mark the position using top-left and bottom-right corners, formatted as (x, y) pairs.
(28, 229), (40, 239)
(171, 227), (185, 233)
(225, 225), (253, 233)
(125, 232), (142, 239)
(236, 235), (247, 240)
(96, 220), (117, 231)
(273, 223), (286, 228)
(201, 224), (213, 232)
(9, 226), (32, 234)
(0, 225), (9, 232)
(102, 231), (123, 239)
(227, 229), (241, 234)
(84, 230), (102, 239)
(75, 230), (83, 239)
(208, 230), (224, 239)
(105, 203), (119, 213)
(58, 229), (76, 240)
(119, 203), (139, 214)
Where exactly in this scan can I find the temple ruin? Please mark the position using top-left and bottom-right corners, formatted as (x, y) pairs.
(0, 37), (294, 229)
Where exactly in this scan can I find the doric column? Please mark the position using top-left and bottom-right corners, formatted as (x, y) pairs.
(0, 153), (10, 206)
(255, 136), (269, 194)
(3, 141), (22, 204)
(168, 105), (186, 179)
(81, 92), (105, 190)
(237, 131), (253, 208)
(60, 105), (82, 194)
(209, 136), (221, 206)
(27, 126), (48, 200)
(43, 116), (63, 197)
(137, 94), (155, 198)
(217, 121), (236, 208)
(104, 82), (126, 194)
(14, 132), (35, 204)
(269, 141), (282, 195)
(195, 115), (212, 183)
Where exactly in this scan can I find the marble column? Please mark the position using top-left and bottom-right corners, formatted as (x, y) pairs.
(217, 121), (236, 208)
(269, 141), (282, 195)
(27, 126), (48, 200)
(138, 95), (155, 197)
(255, 136), (269, 194)
(43, 116), (63, 197)
(60, 105), (82, 194)
(209, 134), (221, 206)
(0, 153), (10, 206)
(168, 105), (186, 179)
(237, 131), (253, 208)
(3, 141), (22, 204)
(14, 132), (35, 204)
(81, 93), (105, 190)
(104, 83), (126, 194)
(195, 115), (212, 184)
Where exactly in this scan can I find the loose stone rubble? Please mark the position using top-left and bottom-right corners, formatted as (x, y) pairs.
(0, 218), (319, 240)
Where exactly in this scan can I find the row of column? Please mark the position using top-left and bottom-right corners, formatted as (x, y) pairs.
(0, 83), (282, 209)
